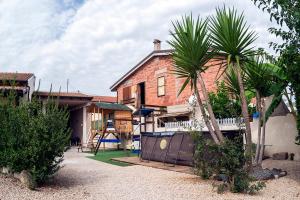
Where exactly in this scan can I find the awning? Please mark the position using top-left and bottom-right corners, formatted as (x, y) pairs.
(158, 111), (191, 118)
(133, 108), (155, 116)
(95, 102), (131, 111)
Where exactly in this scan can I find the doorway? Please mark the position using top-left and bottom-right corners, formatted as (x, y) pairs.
(139, 82), (146, 105)
(138, 82), (145, 106)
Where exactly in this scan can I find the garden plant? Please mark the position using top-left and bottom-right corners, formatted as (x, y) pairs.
(0, 91), (70, 186)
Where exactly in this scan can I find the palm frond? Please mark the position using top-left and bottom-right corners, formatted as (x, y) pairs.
(224, 66), (241, 99)
(209, 6), (258, 66)
(244, 57), (285, 98)
(168, 14), (213, 94)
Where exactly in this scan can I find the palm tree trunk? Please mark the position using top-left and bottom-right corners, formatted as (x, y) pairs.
(258, 98), (266, 165)
(198, 74), (224, 143)
(236, 65), (252, 172)
(194, 85), (220, 145)
(254, 91), (262, 165)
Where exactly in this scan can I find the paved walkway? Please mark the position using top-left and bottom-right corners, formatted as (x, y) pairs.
(1, 148), (300, 200)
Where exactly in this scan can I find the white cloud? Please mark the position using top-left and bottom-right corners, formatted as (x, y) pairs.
(0, 0), (282, 95)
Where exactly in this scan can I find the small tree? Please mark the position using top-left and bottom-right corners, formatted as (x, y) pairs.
(210, 7), (258, 171)
(0, 94), (70, 185)
(244, 57), (274, 165)
(168, 15), (224, 144)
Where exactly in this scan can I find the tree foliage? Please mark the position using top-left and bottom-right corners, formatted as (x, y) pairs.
(210, 6), (258, 171)
(168, 15), (224, 144)
(0, 93), (70, 184)
(208, 81), (242, 118)
(252, 0), (300, 143)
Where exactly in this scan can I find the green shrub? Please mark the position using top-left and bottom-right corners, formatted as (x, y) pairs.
(208, 81), (256, 118)
(0, 93), (70, 184)
(193, 132), (266, 194)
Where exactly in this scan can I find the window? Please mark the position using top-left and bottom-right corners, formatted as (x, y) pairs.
(157, 76), (165, 96)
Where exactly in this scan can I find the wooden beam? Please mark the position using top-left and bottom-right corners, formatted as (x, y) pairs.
(93, 106), (96, 130)
(101, 109), (104, 132)
(97, 107), (100, 131)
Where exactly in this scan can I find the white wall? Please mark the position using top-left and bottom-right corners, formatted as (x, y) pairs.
(27, 76), (35, 101)
(167, 104), (190, 113)
(251, 113), (300, 160)
(19, 75), (36, 103)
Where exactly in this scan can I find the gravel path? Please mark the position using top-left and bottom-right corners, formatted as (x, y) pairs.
(1, 148), (300, 200)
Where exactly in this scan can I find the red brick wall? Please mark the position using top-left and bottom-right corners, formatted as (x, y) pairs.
(116, 55), (223, 107)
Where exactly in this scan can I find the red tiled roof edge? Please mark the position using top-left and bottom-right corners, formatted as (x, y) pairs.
(0, 72), (34, 81)
(92, 96), (117, 103)
(34, 91), (93, 99)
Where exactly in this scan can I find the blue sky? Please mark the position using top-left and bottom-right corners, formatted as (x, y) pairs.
(0, 0), (281, 96)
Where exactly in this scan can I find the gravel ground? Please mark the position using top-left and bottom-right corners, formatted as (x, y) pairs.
(1, 148), (300, 200)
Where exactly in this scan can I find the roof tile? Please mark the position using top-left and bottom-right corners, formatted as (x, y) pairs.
(0, 72), (34, 82)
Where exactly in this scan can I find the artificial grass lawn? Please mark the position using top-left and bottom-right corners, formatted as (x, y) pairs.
(87, 150), (137, 167)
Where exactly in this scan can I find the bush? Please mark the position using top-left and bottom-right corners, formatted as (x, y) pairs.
(208, 81), (256, 118)
(0, 93), (70, 184)
(208, 81), (242, 118)
(193, 132), (266, 194)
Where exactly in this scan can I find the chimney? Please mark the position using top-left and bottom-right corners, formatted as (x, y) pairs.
(153, 39), (161, 51)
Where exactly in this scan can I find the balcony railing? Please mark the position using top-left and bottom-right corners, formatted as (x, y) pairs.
(164, 118), (244, 131)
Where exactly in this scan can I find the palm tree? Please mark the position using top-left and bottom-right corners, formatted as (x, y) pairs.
(168, 15), (224, 144)
(210, 7), (258, 171)
(244, 58), (274, 166)
(257, 60), (295, 165)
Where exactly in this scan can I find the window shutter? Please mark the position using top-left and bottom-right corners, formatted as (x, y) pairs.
(123, 86), (131, 100)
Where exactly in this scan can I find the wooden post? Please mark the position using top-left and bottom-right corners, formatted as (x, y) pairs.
(102, 109), (105, 150)
(90, 108), (93, 143)
(97, 107), (100, 131)
(101, 109), (104, 132)
(93, 106), (96, 131)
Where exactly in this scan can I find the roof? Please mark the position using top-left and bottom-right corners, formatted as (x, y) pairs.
(92, 96), (117, 103)
(110, 49), (173, 91)
(0, 72), (34, 82)
(35, 91), (92, 99)
(95, 102), (131, 111)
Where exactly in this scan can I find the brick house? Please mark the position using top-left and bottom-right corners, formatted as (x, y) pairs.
(110, 40), (220, 107)
(110, 40), (239, 133)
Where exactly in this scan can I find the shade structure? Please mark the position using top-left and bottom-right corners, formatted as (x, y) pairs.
(94, 102), (131, 111)
(133, 108), (155, 116)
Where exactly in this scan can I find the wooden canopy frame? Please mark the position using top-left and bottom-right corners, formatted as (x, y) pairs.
(84, 102), (133, 154)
